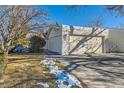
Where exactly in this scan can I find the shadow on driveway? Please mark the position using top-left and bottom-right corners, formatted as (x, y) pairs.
(51, 54), (124, 88)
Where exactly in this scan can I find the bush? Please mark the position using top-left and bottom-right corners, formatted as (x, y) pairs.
(29, 36), (46, 53)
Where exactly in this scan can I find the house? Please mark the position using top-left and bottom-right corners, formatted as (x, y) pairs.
(45, 25), (124, 55)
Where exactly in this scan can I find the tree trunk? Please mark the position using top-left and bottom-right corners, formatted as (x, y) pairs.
(2, 45), (9, 55)
(0, 56), (8, 82)
(1, 46), (9, 55)
(3, 50), (9, 55)
(2, 40), (11, 55)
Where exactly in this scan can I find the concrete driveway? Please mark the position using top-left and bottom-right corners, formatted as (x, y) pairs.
(47, 53), (124, 88)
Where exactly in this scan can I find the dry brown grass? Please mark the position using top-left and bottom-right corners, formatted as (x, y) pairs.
(0, 54), (56, 88)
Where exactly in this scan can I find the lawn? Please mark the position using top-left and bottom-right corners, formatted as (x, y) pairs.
(0, 54), (56, 88)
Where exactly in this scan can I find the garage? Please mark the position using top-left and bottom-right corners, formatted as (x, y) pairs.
(45, 25), (124, 56)
(68, 35), (104, 55)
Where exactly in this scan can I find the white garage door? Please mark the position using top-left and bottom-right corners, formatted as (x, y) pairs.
(68, 35), (103, 55)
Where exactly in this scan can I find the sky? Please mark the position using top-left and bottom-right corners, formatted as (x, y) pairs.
(36, 5), (124, 28)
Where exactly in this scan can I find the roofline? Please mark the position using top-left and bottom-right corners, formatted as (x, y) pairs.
(61, 24), (124, 31)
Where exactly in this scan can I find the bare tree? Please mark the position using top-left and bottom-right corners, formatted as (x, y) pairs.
(106, 5), (124, 17)
(85, 16), (103, 27)
(106, 5), (124, 29)
(71, 5), (123, 18)
(0, 5), (47, 55)
(67, 6), (103, 27)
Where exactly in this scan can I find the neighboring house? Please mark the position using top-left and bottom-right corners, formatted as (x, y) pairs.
(45, 25), (124, 55)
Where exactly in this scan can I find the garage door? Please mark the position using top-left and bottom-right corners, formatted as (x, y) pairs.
(68, 35), (104, 55)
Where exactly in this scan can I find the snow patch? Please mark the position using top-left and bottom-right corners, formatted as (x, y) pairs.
(39, 58), (82, 88)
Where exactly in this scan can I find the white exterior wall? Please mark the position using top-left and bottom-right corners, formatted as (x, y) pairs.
(45, 24), (124, 55)
(106, 29), (124, 52)
(61, 25), (109, 55)
(45, 27), (62, 54)
(61, 25), (70, 55)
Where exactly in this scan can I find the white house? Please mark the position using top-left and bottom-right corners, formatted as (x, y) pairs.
(45, 25), (124, 55)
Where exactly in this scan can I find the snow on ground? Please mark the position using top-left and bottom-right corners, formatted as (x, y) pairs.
(39, 58), (82, 88)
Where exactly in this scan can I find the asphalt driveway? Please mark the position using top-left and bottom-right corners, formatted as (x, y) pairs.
(47, 53), (124, 88)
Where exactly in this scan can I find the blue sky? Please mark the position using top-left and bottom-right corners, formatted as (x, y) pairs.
(37, 5), (124, 28)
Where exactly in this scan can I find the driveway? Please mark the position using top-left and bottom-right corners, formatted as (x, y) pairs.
(47, 53), (124, 88)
